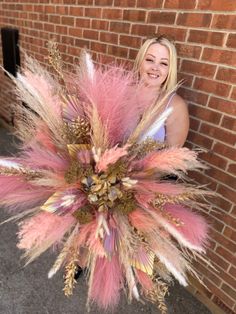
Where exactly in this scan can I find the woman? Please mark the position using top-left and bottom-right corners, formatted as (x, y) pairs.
(134, 36), (189, 147)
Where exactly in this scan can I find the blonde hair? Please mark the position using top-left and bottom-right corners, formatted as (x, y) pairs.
(133, 36), (177, 92)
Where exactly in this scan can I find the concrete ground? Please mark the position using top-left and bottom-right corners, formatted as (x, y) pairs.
(0, 126), (212, 314)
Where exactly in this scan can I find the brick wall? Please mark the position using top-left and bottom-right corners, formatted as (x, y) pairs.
(0, 1), (235, 313)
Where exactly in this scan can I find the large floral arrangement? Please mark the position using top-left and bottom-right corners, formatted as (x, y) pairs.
(0, 43), (209, 313)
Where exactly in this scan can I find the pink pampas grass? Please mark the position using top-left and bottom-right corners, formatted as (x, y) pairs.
(89, 255), (123, 310)
(164, 204), (208, 251)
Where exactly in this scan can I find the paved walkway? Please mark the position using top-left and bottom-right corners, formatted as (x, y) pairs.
(0, 126), (211, 314)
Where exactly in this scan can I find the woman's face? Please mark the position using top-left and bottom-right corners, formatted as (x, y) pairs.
(139, 43), (170, 90)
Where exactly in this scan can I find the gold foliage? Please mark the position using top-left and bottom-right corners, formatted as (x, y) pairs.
(73, 206), (94, 224)
(63, 117), (90, 144)
(131, 138), (167, 159)
(63, 248), (79, 297)
(64, 160), (93, 184)
(47, 40), (64, 81)
(146, 275), (169, 314)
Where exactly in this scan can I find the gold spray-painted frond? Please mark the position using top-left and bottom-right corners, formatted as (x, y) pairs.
(48, 225), (79, 278)
(63, 117), (91, 144)
(130, 138), (167, 159)
(0, 166), (42, 180)
(63, 248), (79, 297)
(153, 192), (195, 207)
(146, 273), (169, 314)
(47, 40), (64, 81)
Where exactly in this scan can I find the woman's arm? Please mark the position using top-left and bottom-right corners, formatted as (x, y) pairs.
(165, 94), (189, 147)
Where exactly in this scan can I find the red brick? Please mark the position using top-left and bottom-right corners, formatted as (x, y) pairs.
(110, 21), (130, 34)
(231, 87), (236, 100)
(123, 9), (146, 22)
(44, 23), (55, 32)
(194, 262), (222, 286)
(56, 6), (69, 15)
(131, 24), (156, 36)
(202, 48), (236, 67)
(108, 45), (128, 58)
(176, 43), (201, 59)
(102, 8), (123, 20)
(177, 12), (212, 27)
(208, 97), (236, 116)
(137, 0), (163, 7)
(223, 227), (236, 243)
(209, 216), (225, 233)
(197, 0), (236, 10)
(68, 27), (83, 37)
(69, 6), (84, 16)
(91, 19), (109, 30)
(61, 16), (75, 26)
(148, 11), (176, 24)
(206, 167), (236, 190)
(74, 0), (93, 3)
(227, 163), (236, 175)
(200, 123), (236, 146)
(217, 185), (236, 204)
(119, 35), (142, 48)
(210, 229), (236, 254)
(179, 87), (209, 106)
(222, 283), (236, 301)
(44, 5), (55, 14)
(157, 26), (187, 41)
(213, 143), (236, 162)
(177, 73), (194, 87)
(49, 15), (61, 24)
(95, 0), (113, 5)
(75, 18), (90, 28)
(226, 33), (236, 49)
(189, 104), (221, 125)
(181, 60), (216, 78)
(216, 67), (236, 85)
(114, 0), (136, 6)
(83, 29), (99, 41)
(194, 77), (230, 97)
(221, 116), (236, 132)
(229, 266), (236, 277)
(91, 42), (107, 54)
(207, 248), (230, 271)
(100, 32), (118, 44)
(188, 130), (213, 149)
(75, 39), (90, 49)
(213, 295), (235, 314)
(212, 15), (236, 30)
(85, 7), (102, 18)
(129, 49), (139, 60)
(200, 151), (227, 170)
(217, 267), (236, 290)
(188, 29), (224, 46)
(164, 0), (196, 9)
(55, 25), (68, 35)
(61, 36), (75, 46)
(189, 117), (200, 131)
(188, 167), (217, 190)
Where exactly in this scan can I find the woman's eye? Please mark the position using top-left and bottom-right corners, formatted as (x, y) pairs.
(161, 62), (168, 66)
(146, 58), (154, 62)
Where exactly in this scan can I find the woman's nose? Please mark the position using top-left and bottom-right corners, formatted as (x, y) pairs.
(151, 64), (159, 71)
